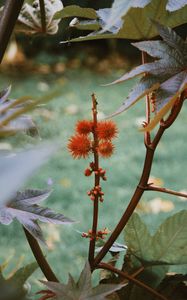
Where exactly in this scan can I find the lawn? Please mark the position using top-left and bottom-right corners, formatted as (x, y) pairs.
(0, 54), (187, 293)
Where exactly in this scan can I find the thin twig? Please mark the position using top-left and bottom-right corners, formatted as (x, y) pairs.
(0, 0), (24, 64)
(98, 263), (168, 300)
(39, 0), (46, 33)
(24, 227), (59, 282)
(88, 94), (100, 267)
(145, 185), (187, 199)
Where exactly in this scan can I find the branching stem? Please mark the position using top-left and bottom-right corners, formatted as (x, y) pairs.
(144, 185), (187, 198)
(93, 89), (185, 268)
(98, 263), (169, 300)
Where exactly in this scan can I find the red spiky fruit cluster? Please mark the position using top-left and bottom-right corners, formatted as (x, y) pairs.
(68, 119), (118, 159)
(68, 134), (91, 159)
(97, 120), (118, 140)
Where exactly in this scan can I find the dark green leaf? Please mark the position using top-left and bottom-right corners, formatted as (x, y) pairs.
(151, 210), (187, 264)
(157, 274), (187, 300)
(0, 261), (37, 300)
(124, 213), (153, 261)
(56, 5), (97, 19)
(64, 0), (187, 41)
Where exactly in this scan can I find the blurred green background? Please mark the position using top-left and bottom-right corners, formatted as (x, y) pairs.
(0, 6), (187, 294)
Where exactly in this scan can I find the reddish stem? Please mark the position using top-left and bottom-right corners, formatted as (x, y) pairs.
(88, 94), (100, 267)
(93, 92), (184, 268)
(145, 185), (187, 199)
(98, 263), (169, 300)
(24, 228), (59, 282)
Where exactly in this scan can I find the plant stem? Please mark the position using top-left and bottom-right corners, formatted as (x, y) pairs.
(0, 0), (24, 64)
(93, 144), (156, 267)
(145, 185), (187, 199)
(39, 0), (46, 33)
(88, 94), (100, 267)
(93, 91), (185, 268)
(23, 227), (59, 282)
(98, 263), (168, 300)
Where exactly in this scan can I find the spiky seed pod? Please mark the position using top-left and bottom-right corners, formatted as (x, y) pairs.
(76, 120), (93, 135)
(68, 134), (91, 159)
(98, 141), (114, 158)
(97, 120), (118, 140)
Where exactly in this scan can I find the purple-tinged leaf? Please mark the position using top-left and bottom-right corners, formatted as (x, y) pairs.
(154, 21), (187, 55)
(40, 262), (125, 299)
(142, 73), (187, 131)
(15, 189), (52, 205)
(166, 0), (187, 12)
(155, 71), (187, 111)
(108, 78), (160, 117)
(104, 59), (181, 86)
(132, 40), (175, 59)
(0, 189), (74, 243)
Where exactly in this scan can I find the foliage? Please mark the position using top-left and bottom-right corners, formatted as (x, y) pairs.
(0, 189), (74, 243)
(0, 260), (38, 300)
(60, 0), (187, 41)
(106, 22), (187, 130)
(0, 0), (187, 300)
(38, 262), (125, 300)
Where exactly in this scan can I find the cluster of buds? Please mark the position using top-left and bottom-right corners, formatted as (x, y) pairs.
(87, 185), (104, 202)
(82, 228), (110, 241)
(68, 120), (118, 159)
(84, 162), (107, 181)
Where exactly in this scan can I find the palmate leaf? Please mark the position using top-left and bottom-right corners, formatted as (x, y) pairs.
(105, 23), (187, 129)
(0, 189), (74, 243)
(39, 262), (125, 300)
(124, 210), (187, 265)
(0, 261), (37, 300)
(151, 210), (187, 265)
(62, 0), (187, 42)
(124, 213), (153, 261)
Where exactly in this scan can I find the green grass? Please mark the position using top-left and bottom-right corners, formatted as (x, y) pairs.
(0, 63), (187, 293)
